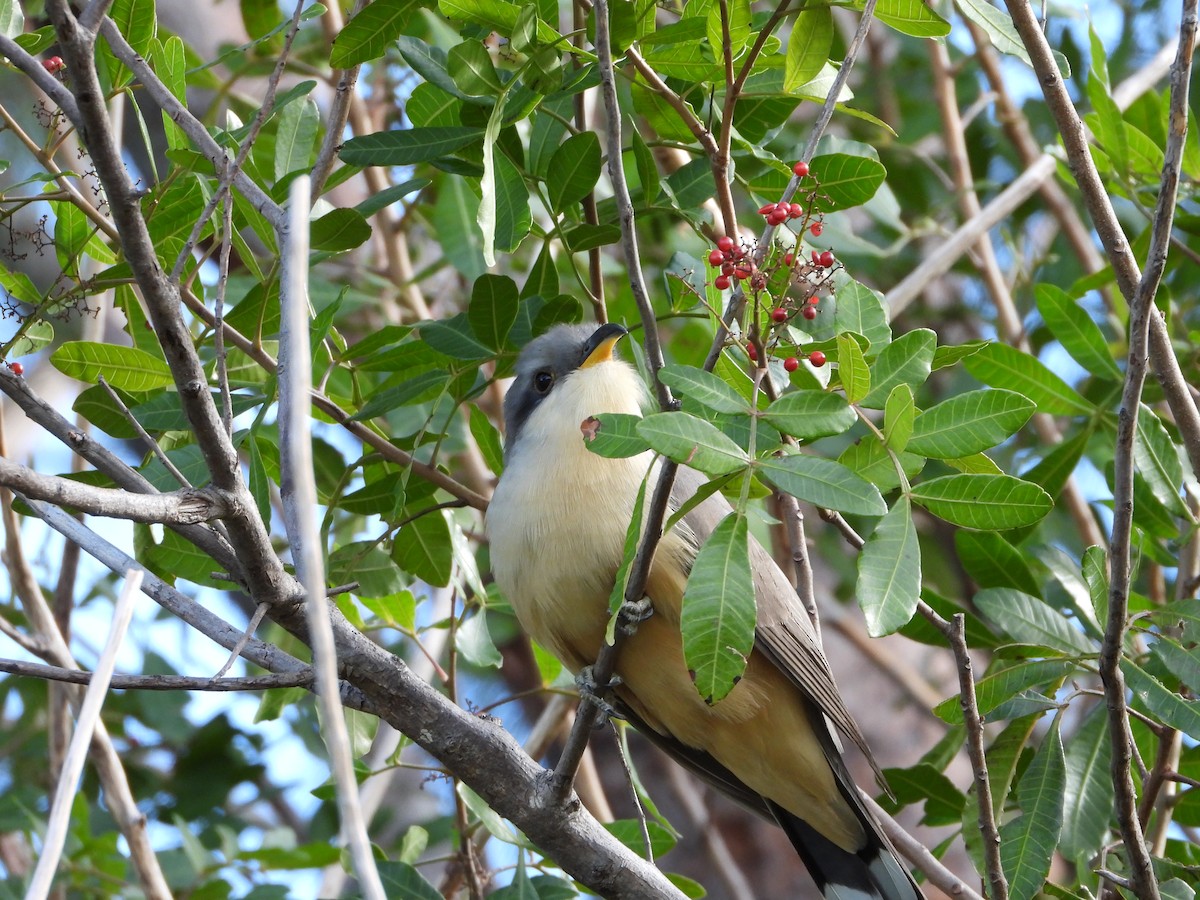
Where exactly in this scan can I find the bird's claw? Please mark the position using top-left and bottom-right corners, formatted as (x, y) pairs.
(575, 666), (624, 724)
(617, 596), (654, 635)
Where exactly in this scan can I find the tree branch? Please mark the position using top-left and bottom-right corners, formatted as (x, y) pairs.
(0, 658), (315, 691)
(0, 457), (229, 524)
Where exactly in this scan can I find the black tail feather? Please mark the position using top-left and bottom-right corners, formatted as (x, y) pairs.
(769, 802), (922, 900)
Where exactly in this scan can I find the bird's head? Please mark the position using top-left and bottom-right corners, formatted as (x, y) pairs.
(502, 322), (635, 463)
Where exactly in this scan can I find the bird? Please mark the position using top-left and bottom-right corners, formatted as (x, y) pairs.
(486, 321), (922, 900)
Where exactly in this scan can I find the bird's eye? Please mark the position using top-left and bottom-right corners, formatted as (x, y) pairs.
(533, 370), (554, 394)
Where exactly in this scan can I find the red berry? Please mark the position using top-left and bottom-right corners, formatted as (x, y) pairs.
(708, 249), (725, 267)
(810, 222), (823, 237)
(751, 273), (767, 291)
(783, 252), (795, 266)
(771, 308), (787, 323)
(789, 203), (803, 219)
(731, 245), (746, 259)
(9, 362), (23, 375)
(801, 306), (818, 320)
(783, 356), (799, 372)
(717, 236), (735, 253)
(734, 264), (752, 280)
(721, 262), (735, 276)
(807, 295), (820, 306)
(746, 344), (757, 361)
(793, 161), (810, 178)
(759, 203), (776, 216)
(812, 250), (821, 265)
(715, 274), (731, 290)
(42, 56), (64, 74)
(768, 210), (787, 226)
(819, 250), (835, 268)
(809, 350), (826, 367)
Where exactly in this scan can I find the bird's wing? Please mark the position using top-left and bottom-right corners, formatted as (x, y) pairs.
(672, 466), (883, 783)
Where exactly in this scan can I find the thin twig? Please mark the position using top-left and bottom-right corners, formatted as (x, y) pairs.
(0, 657), (315, 691)
(98, 375), (192, 487)
(310, 0), (368, 201)
(947, 612), (1008, 900)
(25, 569), (143, 900)
(212, 602), (270, 679)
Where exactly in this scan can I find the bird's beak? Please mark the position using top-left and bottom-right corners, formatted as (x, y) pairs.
(579, 323), (629, 369)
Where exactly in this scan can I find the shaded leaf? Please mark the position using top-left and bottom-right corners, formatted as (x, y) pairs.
(857, 496), (920, 636)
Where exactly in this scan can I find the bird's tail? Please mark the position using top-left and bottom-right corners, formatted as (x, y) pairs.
(768, 800), (922, 900)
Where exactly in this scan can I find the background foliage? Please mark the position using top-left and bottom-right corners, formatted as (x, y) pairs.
(0, 0), (1196, 896)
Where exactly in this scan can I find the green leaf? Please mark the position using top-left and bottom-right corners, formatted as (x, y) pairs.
(1152, 639), (1200, 702)
(836, 332), (870, 404)
(807, 152), (888, 212)
(660, 365), (747, 414)
(934, 658), (1074, 724)
(1134, 406), (1186, 514)
(103, 0), (156, 89)
(954, 531), (1040, 595)
(1081, 545), (1108, 628)
(50, 341), (173, 392)
(910, 474), (1052, 530)
(859, 328), (936, 409)
(884, 384), (914, 452)
(839, 439), (925, 492)
(330, 0), (417, 66)
(974, 587), (1095, 655)
(880, 763), (965, 826)
(1000, 716), (1066, 900)
(548, 132), (602, 213)
(448, 41), (503, 97)
(964, 343), (1092, 415)
(857, 496), (920, 636)
(438, 0), (562, 43)
(762, 390), (856, 441)
(833, 274), (890, 349)
(421, 313), (492, 360)
(637, 412), (749, 476)
(352, 370), (447, 420)
(434, 175), (487, 279)
(907, 389), (1035, 458)
(274, 96), (318, 179)
(757, 454), (887, 516)
(0, 0), (23, 39)
(1059, 704), (1114, 867)
(377, 861), (443, 899)
(873, 0), (951, 37)
(682, 513), (756, 704)
(630, 128), (661, 201)
(329, 542), (405, 598)
(785, 7), (833, 92)
(340, 127), (485, 166)
(583, 413), (651, 459)
(468, 274), (519, 351)
(310, 207), (371, 251)
(1035, 285), (1121, 381)
(1124, 659), (1200, 739)
(457, 608), (502, 668)
(392, 511), (454, 587)
(706, 0), (750, 59)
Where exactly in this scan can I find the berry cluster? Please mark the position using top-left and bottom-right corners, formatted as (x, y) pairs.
(707, 235), (757, 292)
(42, 56), (65, 75)
(705, 160), (841, 373)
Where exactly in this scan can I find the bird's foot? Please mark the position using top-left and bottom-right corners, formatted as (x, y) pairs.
(617, 596), (654, 635)
(575, 666), (624, 723)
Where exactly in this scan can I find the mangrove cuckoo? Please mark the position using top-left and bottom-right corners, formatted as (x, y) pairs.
(487, 322), (921, 900)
